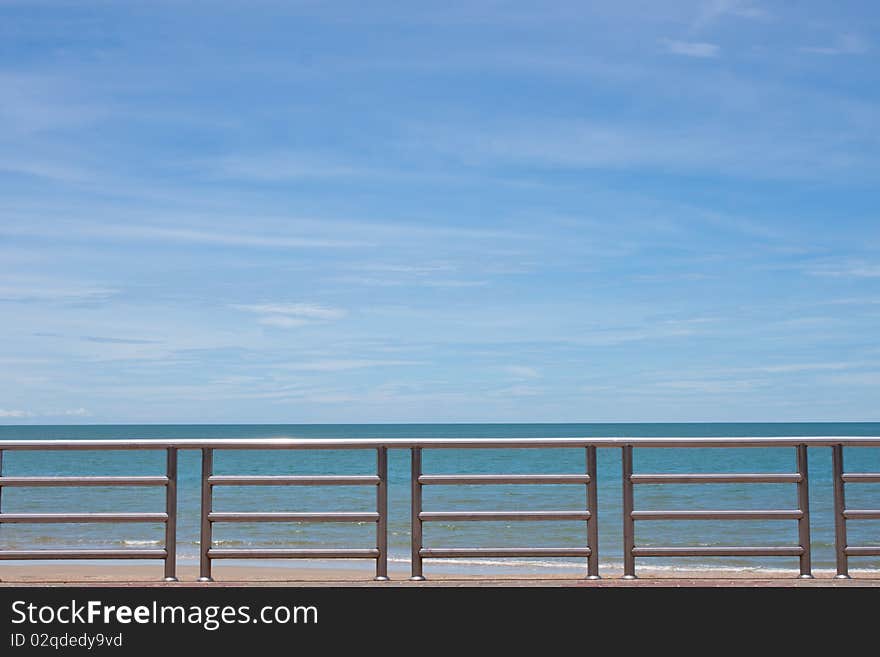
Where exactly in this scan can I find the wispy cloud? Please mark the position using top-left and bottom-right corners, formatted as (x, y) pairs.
(233, 302), (347, 329)
(728, 362), (874, 374)
(0, 280), (118, 303)
(103, 225), (367, 250)
(233, 303), (346, 320)
(60, 408), (90, 417)
(0, 216), (528, 252)
(693, 1), (768, 29)
(333, 261), (489, 288)
(257, 316), (311, 328)
(0, 157), (95, 184)
(279, 359), (424, 371)
(490, 384), (544, 397)
(0, 409), (33, 418)
(503, 365), (542, 379)
(652, 378), (764, 393)
(82, 336), (162, 345)
(801, 34), (869, 56)
(336, 275), (489, 288)
(806, 260), (880, 278)
(825, 298), (880, 306)
(661, 39), (720, 58)
(0, 407), (90, 419)
(828, 372), (880, 386)
(205, 152), (373, 182)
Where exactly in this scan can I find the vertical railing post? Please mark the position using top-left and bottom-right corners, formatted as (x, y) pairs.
(164, 447), (178, 582)
(796, 444), (813, 578)
(586, 446), (600, 579)
(0, 448), (4, 525)
(199, 448), (214, 582)
(376, 446), (389, 581)
(832, 444), (850, 579)
(622, 445), (636, 579)
(410, 447), (425, 580)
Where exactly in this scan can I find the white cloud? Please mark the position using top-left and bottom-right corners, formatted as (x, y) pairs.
(235, 302), (346, 328)
(107, 225), (366, 249)
(233, 303), (346, 320)
(653, 379), (764, 393)
(807, 260), (880, 278)
(490, 385), (544, 397)
(503, 365), (542, 379)
(661, 39), (720, 58)
(337, 275), (489, 288)
(0, 409), (33, 418)
(427, 113), (877, 182)
(728, 362), (870, 374)
(0, 279), (118, 303)
(258, 316), (312, 328)
(801, 34), (869, 56)
(826, 298), (880, 306)
(207, 152), (369, 181)
(693, 1), (768, 29)
(61, 408), (90, 416)
(0, 407), (89, 419)
(280, 359), (423, 372)
(828, 372), (880, 386)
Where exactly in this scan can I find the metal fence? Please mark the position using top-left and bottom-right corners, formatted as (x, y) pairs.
(0, 445), (178, 580)
(0, 437), (878, 581)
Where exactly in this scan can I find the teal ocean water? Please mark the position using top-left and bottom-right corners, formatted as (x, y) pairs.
(1, 423), (879, 575)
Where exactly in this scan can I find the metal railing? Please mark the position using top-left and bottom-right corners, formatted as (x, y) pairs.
(622, 444), (812, 579)
(198, 446), (388, 581)
(832, 444), (880, 579)
(410, 445), (600, 580)
(0, 445), (178, 581)
(0, 437), (878, 581)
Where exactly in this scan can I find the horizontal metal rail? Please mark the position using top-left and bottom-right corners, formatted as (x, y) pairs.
(209, 475), (379, 486)
(208, 548), (380, 559)
(632, 546), (804, 557)
(419, 474), (589, 485)
(631, 473), (801, 484)
(631, 510), (803, 521)
(0, 549), (167, 560)
(3, 436), (880, 450)
(420, 511), (590, 522)
(207, 512), (379, 523)
(844, 546), (880, 557)
(0, 513), (167, 523)
(420, 548), (592, 558)
(841, 473), (880, 483)
(0, 476), (168, 487)
(842, 510), (880, 520)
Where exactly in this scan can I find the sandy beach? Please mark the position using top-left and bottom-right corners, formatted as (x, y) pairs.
(2, 563), (878, 586)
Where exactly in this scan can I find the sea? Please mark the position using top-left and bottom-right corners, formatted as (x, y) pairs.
(1, 423), (879, 576)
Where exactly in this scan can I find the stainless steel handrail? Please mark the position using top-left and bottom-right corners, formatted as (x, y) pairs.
(0, 445), (178, 581)
(410, 444), (601, 579)
(196, 445), (388, 582)
(622, 443), (814, 579)
(831, 444), (880, 578)
(0, 437), (878, 581)
(0, 437), (879, 449)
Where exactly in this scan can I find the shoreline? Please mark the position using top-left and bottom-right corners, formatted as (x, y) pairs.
(2, 562), (879, 586)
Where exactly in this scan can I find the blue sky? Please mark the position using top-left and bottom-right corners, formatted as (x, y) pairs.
(1, 1), (879, 423)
